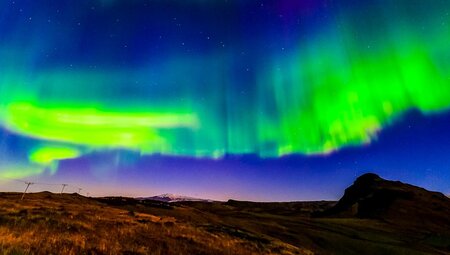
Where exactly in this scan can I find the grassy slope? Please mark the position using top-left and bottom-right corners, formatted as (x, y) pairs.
(0, 192), (449, 255)
(0, 192), (307, 255)
(170, 201), (450, 255)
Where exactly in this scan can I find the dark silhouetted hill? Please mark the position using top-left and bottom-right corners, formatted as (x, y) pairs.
(316, 173), (450, 230)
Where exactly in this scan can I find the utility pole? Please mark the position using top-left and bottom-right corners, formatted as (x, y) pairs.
(77, 188), (82, 194)
(21, 182), (33, 200)
(60, 184), (68, 194)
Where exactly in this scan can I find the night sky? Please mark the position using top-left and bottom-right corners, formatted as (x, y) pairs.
(0, 0), (449, 201)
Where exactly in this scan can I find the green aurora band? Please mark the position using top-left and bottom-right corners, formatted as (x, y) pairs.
(0, 1), (449, 169)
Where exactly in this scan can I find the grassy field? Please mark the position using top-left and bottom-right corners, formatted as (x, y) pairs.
(0, 192), (308, 255)
(0, 192), (449, 255)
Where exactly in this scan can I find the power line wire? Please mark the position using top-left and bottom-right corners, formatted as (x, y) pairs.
(0, 176), (88, 197)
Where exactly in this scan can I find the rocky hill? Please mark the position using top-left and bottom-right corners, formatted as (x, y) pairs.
(316, 173), (450, 230)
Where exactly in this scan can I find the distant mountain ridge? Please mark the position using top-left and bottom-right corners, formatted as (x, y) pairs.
(137, 193), (214, 203)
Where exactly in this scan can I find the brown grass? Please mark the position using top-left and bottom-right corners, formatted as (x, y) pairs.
(0, 192), (307, 255)
(1, 192), (449, 254)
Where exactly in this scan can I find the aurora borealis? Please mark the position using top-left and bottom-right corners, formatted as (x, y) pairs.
(1, 0), (450, 200)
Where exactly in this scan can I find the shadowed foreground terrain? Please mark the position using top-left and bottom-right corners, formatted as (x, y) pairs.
(0, 174), (449, 255)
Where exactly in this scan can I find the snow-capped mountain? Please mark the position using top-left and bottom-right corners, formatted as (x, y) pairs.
(137, 193), (214, 203)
